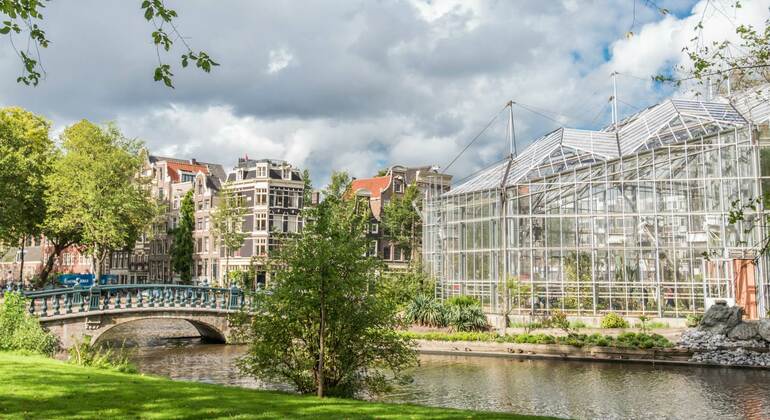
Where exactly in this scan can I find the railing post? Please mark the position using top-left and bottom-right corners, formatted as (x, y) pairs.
(126, 290), (132, 309)
(28, 297), (35, 315)
(41, 297), (48, 317)
(229, 285), (240, 310)
(115, 290), (121, 309)
(137, 288), (144, 308)
(89, 286), (101, 311)
(101, 289), (110, 311)
(65, 292), (72, 314)
(53, 294), (60, 316)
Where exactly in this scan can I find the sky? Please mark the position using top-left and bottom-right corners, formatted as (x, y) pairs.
(1, 0), (769, 186)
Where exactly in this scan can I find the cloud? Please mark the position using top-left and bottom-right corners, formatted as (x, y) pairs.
(0, 0), (765, 187)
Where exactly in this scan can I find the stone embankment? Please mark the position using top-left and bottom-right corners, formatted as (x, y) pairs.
(679, 301), (770, 367)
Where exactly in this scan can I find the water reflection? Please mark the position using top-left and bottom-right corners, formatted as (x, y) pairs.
(121, 320), (770, 419)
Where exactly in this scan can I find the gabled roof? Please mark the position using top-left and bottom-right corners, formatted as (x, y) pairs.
(447, 96), (751, 197)
(350, 176), (391, 200)
(166, 161), (209, 182)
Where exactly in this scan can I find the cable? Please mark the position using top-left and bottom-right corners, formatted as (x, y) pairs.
(513, 102), (564, 126)
(442, 105), (507, 172)
(451, 156), (510, 185)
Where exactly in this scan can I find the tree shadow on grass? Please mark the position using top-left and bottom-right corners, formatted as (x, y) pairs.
(0, 354), (548, 419)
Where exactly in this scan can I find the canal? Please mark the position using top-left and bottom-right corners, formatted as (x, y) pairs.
(109, 321), (770, 419)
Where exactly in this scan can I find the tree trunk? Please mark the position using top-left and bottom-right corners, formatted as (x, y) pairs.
(40, 241), (69, 287)
(18, 236), (26, 285)
(225, 252), (230, 287)
(317, 278), (325, 398)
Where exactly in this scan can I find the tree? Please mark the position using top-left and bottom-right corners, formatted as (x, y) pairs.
(48, 120), (156, 282)
(302, 168), (313, 207)
(238, 172), (415, 398)
(211, 184), (246, 286)
(0, 107), (54, 283)
(0, 0), (218, 87)
(381, 183), (422, 262)
(653, 1), (768, 92)
(171, 190), (194, 284)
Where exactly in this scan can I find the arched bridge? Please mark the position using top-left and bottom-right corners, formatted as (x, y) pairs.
(24, 285), (252, 348)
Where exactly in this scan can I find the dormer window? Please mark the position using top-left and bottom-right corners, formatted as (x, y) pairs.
(394, 180), (404, 193)
(256, 165), (267, 178)
(282, 168), (291, 180)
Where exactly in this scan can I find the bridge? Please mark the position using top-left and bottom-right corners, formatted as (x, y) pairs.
(23, 284), (251, 348)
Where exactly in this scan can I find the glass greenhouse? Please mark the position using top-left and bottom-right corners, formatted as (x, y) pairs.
(423, 92), (770, 319)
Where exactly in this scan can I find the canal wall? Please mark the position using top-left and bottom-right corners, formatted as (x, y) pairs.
(413, 339), (697, 366)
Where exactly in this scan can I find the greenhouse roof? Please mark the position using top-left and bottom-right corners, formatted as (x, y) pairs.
(447, 97), (749, 197)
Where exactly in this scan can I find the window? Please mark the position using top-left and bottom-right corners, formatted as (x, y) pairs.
(255, 238), (267, 256)
(283, 215), (289, 233)
(204, 216), (209, 230)
(368, 241), (378, 257)
(256, 213), (267, 231)
(204, 237), (209, 252)
(256, 188), (267, 205)
(172, 196), (179, 209)
(158, 188), (165, 200)
(197, 201), (203, 211)
(256, 166), (267, 178)
(196, 218), (203, 230)
(383, 246), (391, 260)
(394, 180), (404, 193)
(370, 223), (379, 234)
(182, 173), (195, 182)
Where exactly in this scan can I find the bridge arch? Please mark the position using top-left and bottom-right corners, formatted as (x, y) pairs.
(90, 316), (228, 347)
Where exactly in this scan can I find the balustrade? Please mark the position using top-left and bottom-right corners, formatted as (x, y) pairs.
(20, 284), (250, 319)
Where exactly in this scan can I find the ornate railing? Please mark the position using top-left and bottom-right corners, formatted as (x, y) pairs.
(21, 284), (249, 319)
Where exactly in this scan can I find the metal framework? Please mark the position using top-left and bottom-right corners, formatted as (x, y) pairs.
(423, 96), (770, 318)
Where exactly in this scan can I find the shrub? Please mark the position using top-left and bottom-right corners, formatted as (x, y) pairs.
(600, 313), (629, 329)
(404, 295), (447, 327)
(0, 292), (57, 356)
(685, 314), (703, 328)
(446, 304), (488, 332)
(445, 295), (479, 308)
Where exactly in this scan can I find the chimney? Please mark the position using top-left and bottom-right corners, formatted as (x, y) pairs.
(190, 158), (197, 165)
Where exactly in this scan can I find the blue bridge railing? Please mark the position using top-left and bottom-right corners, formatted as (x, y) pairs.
(21, 284), (250, 319)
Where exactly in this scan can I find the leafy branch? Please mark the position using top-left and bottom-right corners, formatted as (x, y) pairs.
(0, 0), (218, 88)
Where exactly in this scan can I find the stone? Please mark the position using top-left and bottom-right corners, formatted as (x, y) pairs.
(758, 319), (770, 342)
(698, 302), (742, 335)
(727, 322), (759, 341)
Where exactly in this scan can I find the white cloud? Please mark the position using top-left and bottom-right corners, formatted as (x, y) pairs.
(267, 48), (294, 74)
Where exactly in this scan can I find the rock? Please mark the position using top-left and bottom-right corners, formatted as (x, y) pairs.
(728, 322), (759, 341)
(698, 302), (742, 335)
(758, 319), (770, 342)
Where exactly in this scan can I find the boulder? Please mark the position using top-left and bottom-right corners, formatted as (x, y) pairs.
(758, 319), (770, 342)
(698, 301), (742, 335)
(728, 322), (759, 341)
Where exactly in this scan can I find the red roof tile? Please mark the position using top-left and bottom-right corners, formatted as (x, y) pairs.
(349, 176), (390, 199)
(166, 161), (209, 182)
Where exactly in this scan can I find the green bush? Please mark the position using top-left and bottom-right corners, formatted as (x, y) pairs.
(404, 295), (447, 327)
(446, 304), (488, 332)
(0, 292), (57, 356)
(600, 313), (629, 329)
(400, 330), (673, 349)
(685, 314), (703, 328)
(445, 295), (479, 308)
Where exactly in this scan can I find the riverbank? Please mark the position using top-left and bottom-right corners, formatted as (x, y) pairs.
(0, 352), (553, 419)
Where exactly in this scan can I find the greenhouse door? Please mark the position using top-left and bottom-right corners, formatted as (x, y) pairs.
(702, 259), (734, 307)
(733, 259), (758, 320)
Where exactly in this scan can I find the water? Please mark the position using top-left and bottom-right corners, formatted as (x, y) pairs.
(120, 320), (770, 419)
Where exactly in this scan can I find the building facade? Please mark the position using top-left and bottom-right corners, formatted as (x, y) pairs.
(424, 91), (770, 320)
(351, 165), (451, 269)
(220, 158), (305, 287)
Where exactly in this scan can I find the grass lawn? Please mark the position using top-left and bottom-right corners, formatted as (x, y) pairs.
(0, 352), (556, 419)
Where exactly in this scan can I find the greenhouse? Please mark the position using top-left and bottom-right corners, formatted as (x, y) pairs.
(423, 92), (770, 319)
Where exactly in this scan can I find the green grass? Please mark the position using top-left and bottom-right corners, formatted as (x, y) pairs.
(0, 352), (552, 420)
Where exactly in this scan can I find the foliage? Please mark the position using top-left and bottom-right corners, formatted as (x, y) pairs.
(446, 304), (488, 332)
(445, 295), (480, 308)
(404, 294), (447, 328)
(381, 183), (421, 261)
(68, 336), (137, 374)
(0, 0), (218, 87)
(401, 330), (673, 349)
(238, 171), (416, 398)
(0, 107), (54, 282)
(562, 252), (593, 310)
(0, 292), (56, 355)
(171, 190), (194, 284)
(48, 121), (156, 281)
(380, 264), (435, 309)
(600, 313), (630, 329)
(211, 184), (247, 286)
(686, 314), (703, 328)
(302, 168), (313, 207)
